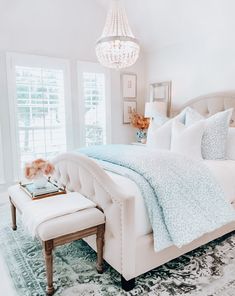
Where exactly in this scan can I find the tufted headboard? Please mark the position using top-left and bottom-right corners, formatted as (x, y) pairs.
(180, 92), (235, 126)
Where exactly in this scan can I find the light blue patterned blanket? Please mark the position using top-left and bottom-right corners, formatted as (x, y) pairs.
(79, 145), (235, 251)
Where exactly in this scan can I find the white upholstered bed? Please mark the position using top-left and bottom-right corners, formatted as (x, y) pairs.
(52, 92), (235, 291)
(179, 91), (235, 126)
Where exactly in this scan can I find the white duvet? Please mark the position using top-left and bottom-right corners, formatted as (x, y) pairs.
(107, 160), (235, 238)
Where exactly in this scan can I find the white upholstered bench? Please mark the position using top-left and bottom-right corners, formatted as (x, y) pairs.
(8, 185), (105, 296)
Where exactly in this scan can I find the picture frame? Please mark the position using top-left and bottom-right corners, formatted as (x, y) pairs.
(150, 81), (172, 117)
(122, 73), (137, 98)
(123, 100), (137, 124)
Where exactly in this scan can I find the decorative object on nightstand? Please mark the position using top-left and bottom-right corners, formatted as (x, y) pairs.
(136, 130), (147, 143)
(130, 111), (150, 142)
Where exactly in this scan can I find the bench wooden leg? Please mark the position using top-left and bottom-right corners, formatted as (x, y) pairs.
(43, 240), (54, 296)
(96, 224), (105, 274)
(9, 197), (17, 231)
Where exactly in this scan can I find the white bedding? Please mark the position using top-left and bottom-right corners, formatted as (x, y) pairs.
(107, 160), (235, 238)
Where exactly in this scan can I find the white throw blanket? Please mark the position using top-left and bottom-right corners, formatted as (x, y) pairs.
(22, 192), (96, 237)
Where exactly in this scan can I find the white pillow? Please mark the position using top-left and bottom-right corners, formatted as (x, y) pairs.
(152, 113), (169, 126)
(185, 107), (204, 126)
(171, 120), (205, 159)
(146, 108), (188, 150)
(227, 128), (235, 160)
(147, 120), (172, 149)
(185, 108), (233, 160)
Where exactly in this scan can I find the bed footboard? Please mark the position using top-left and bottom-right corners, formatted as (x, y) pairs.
(52, 152), (136, 281)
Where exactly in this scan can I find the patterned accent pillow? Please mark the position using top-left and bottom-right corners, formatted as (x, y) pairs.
(185, 108), (233, 160)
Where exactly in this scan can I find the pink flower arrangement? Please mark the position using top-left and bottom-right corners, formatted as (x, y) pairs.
(24, 159), (55, 180)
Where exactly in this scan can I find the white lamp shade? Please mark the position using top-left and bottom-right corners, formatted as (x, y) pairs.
(144, 102), (152, 117)
(145, 101), (167, 118)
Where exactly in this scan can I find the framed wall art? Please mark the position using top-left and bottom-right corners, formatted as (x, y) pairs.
(122, 73), (137, 98)
(150, 81), (172, 117)
(123, 100), (137, 124)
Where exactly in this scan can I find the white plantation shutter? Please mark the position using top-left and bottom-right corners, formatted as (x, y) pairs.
(83, 72), (106, 146)
(78, 62), (111, 147)
(15, 66), (66, 165)
(7, 53), (71, 178)
(0, 126), (4, 184)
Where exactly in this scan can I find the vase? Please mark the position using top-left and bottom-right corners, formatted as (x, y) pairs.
(33, 173), (48, 189)
(136, 129), (147, 143)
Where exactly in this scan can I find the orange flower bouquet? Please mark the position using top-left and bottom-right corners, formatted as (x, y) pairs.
(130, 112), (150, 143)
(130, 111), (150, 130)
(24, 159), (54, 188)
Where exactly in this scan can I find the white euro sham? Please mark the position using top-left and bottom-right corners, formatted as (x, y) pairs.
(171, 120), (205, 159)
(146, 108), (188, 150)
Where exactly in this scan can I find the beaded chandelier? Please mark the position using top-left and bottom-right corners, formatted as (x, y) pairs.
(95, 0), (140, 69)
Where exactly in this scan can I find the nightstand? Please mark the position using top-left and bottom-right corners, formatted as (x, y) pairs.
(131, 142), (146, 146)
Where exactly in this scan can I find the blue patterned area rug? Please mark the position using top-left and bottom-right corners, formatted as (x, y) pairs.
(0, 204), (235, 296)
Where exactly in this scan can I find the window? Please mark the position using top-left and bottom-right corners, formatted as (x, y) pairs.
(83, 72), (106, 146)
(78, 62), (111, 147)
(16, 66), (66, 164)
(7, 53), (72, 178)
(0, 126), (4, 184)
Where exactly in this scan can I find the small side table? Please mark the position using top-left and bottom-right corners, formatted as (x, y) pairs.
(131, 142), (146, 146)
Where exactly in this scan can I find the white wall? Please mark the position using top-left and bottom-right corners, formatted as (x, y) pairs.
(0, 54), (12, 188)
(0, 0), (147, 189)
(111, 54), (147, 144)
(147, 34), (235, 112)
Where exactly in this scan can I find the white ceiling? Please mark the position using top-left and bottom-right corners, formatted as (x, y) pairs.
(95, 0), (235, 52)
(1, 0), (234, 57)
(0, 0), (106, 60)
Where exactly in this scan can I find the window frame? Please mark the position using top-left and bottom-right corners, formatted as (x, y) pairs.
(77, 61), (111, 147)
(0, 126), (5, 184)
(6, 52), (73, 180)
